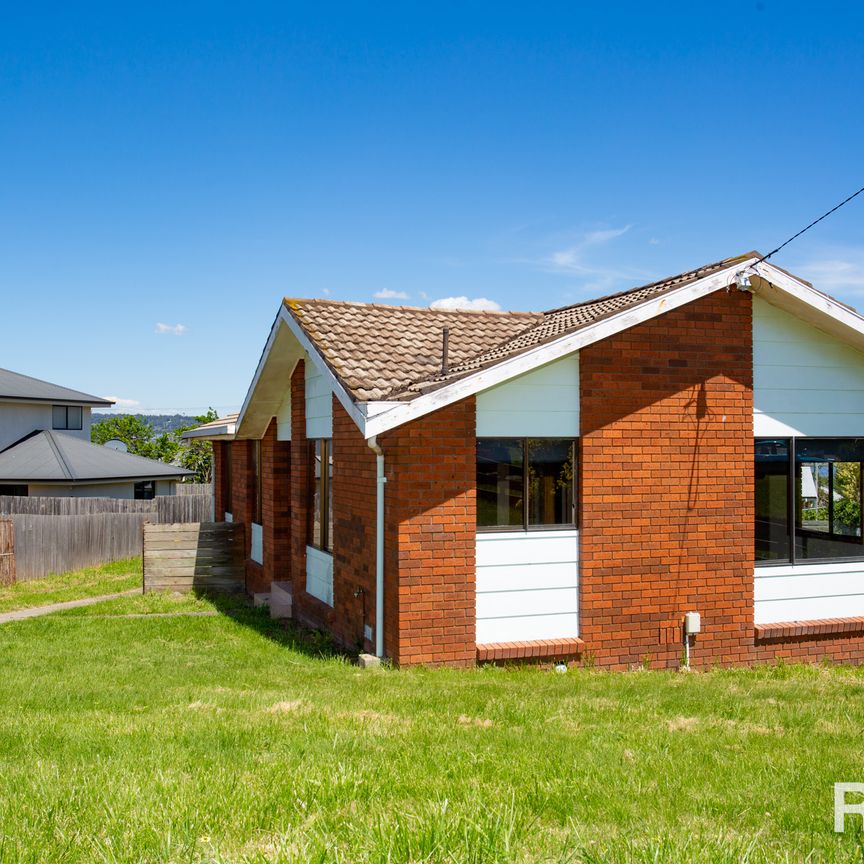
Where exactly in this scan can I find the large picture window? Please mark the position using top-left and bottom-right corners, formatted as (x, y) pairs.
(755, 437), (864, 564)
(308, 439), (333, 552)
(477, 438), (576, 531)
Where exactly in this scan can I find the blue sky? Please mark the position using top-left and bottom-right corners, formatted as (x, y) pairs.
(2, 2), (863, 414)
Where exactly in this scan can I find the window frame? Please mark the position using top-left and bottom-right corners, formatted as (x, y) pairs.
(756, 435), (864, 567)
(476, 436), (578, 534)
(52, 405), (83, 431)
(134, 480), (155, 500)
(307, 438), (333, 553)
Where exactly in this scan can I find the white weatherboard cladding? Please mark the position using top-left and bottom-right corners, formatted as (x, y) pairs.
(476, 530), (579, 643)
(276, 389), (291, 441)
(754, 561), (864, 623)
(305, 355), (332, 438)
(476, 354), (579, 437)
(306, 546), (334, 606)
(251, 522), (263, 564)
(753, 296), (864, 437)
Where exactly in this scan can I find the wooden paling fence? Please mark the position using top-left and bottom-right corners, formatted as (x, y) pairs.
(175, 483), (213, 497)
(0, 492), (215, 582)
(0, 520), (14, 586)
(143, 522), (244, 594)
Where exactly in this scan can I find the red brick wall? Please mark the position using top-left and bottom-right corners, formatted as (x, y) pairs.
(579, 289), (754, 670)
(230, 439), (254, 570)
(332, 397), (376, 652)
(253, 419), (291, 594)
(213, 442), (226, 520)
(381, 398), (477, 666)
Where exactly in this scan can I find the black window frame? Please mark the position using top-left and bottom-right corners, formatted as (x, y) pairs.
(308, 438), (333, 553)
(476, 437), (578, 533)
(755, 436), (864, 567)
(134, 480), (156, 500)
(52, 405), (83, 431)
(0, 484), (27, 497)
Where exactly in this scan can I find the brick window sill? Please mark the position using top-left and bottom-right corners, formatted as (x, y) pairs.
(754, 617), (864, 642)
(476, 638), (584, 663)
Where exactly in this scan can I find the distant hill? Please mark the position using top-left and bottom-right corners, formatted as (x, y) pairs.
(92, 414), (199, 435)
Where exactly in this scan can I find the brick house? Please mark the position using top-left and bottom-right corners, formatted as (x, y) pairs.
(188, 252), (864, 668)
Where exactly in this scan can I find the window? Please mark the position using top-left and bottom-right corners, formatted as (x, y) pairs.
(252, 440), (262, 525)
(477, 438), (576, 531)
(0, 485), (27, 497)
(52, 405), (83, 430)
(755, 437), (864, 564)
(308, 439), (333, 552)
(134, 480), (155, 500)
(222, 443), (233, 512)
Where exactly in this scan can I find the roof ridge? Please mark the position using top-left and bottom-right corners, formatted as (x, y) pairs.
(541, 252), (760, 315)
(43, 431), (74, 480)
(284, 297), (537, 317)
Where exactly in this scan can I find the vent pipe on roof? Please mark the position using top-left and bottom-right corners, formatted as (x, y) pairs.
(441, 327), (450, 375)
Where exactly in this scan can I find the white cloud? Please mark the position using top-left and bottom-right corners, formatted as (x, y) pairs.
(374, 288), (410, 300)
(101, 396), (141, 409)
(155, 322), (187, 336)
(794, 250), (864, 294)
(430, 296), (502, 312)
(545, 225), (632, 274)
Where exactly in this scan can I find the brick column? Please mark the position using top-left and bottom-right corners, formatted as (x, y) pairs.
(382, 398), (477, 666)
(213, 442), (226, 521)
(231, 439), (255, 574)
(261, 418), (291, 591)
(579, 289), (754, 670)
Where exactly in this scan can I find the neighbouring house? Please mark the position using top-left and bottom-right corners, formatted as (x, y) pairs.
(186, 252), (864, 669)
(0, 368), (191, 498)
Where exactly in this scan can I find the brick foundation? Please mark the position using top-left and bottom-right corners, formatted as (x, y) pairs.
(579, 289), (755, 670)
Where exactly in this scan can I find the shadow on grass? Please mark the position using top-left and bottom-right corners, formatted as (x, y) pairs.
(196, 590), (353, 663)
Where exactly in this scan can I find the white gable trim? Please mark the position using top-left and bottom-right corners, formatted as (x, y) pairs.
(236, 306), (367, 439)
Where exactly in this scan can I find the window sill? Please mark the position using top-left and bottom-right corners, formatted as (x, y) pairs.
(476, 638), (583, 663)
(754, 617), (864, 642)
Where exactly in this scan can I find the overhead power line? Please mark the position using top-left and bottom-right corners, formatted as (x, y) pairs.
(756, 183), (864, 265)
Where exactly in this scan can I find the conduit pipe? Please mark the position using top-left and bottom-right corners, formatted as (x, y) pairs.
(367, 435), (386, 658)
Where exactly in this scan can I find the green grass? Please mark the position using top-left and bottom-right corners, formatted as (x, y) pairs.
(0, 557), (141, 613)
(1, 593), (863, 862)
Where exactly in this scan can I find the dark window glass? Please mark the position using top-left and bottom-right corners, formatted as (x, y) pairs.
(755, 439), (790, 562)
(0, 485), (27, 497)
(477, 439), (523, 528)
(308, 439), (332, 552)
(134, 481), (155, 500)
(796, 439), (864, 561)
(67, 406), (83, 430)
(528, 439), (575, 527)
(52, 405), (67, 429)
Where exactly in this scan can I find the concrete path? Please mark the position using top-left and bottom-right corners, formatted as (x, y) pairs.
(0, 589), (140, 624)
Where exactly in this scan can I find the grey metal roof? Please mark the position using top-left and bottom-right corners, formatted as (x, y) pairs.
(0, 368), (113, 405)
(0, 432), (192, 483)
(181, 413), (238, 441)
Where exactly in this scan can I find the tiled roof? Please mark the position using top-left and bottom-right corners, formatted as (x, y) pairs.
(284, 300), (541, 401)
(283, 253), (756, 403)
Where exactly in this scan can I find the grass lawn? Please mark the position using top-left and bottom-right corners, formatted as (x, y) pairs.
(0, 557), (141, 613)
(0, 593), (863, 863)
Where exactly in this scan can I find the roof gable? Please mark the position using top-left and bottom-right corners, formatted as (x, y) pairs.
(235, 252), (864, 440)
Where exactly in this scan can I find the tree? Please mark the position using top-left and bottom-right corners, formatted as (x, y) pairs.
(91, 409), (218, 485)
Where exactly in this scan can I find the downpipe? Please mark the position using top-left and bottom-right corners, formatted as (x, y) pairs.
(366, 435), (386, 658)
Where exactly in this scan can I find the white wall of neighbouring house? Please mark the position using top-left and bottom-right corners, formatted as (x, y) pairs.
(474, 353), (580, 644)
(305, 354), (332, 439)
(0, 402), (93, 451)
(753, 296), (864, 437)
